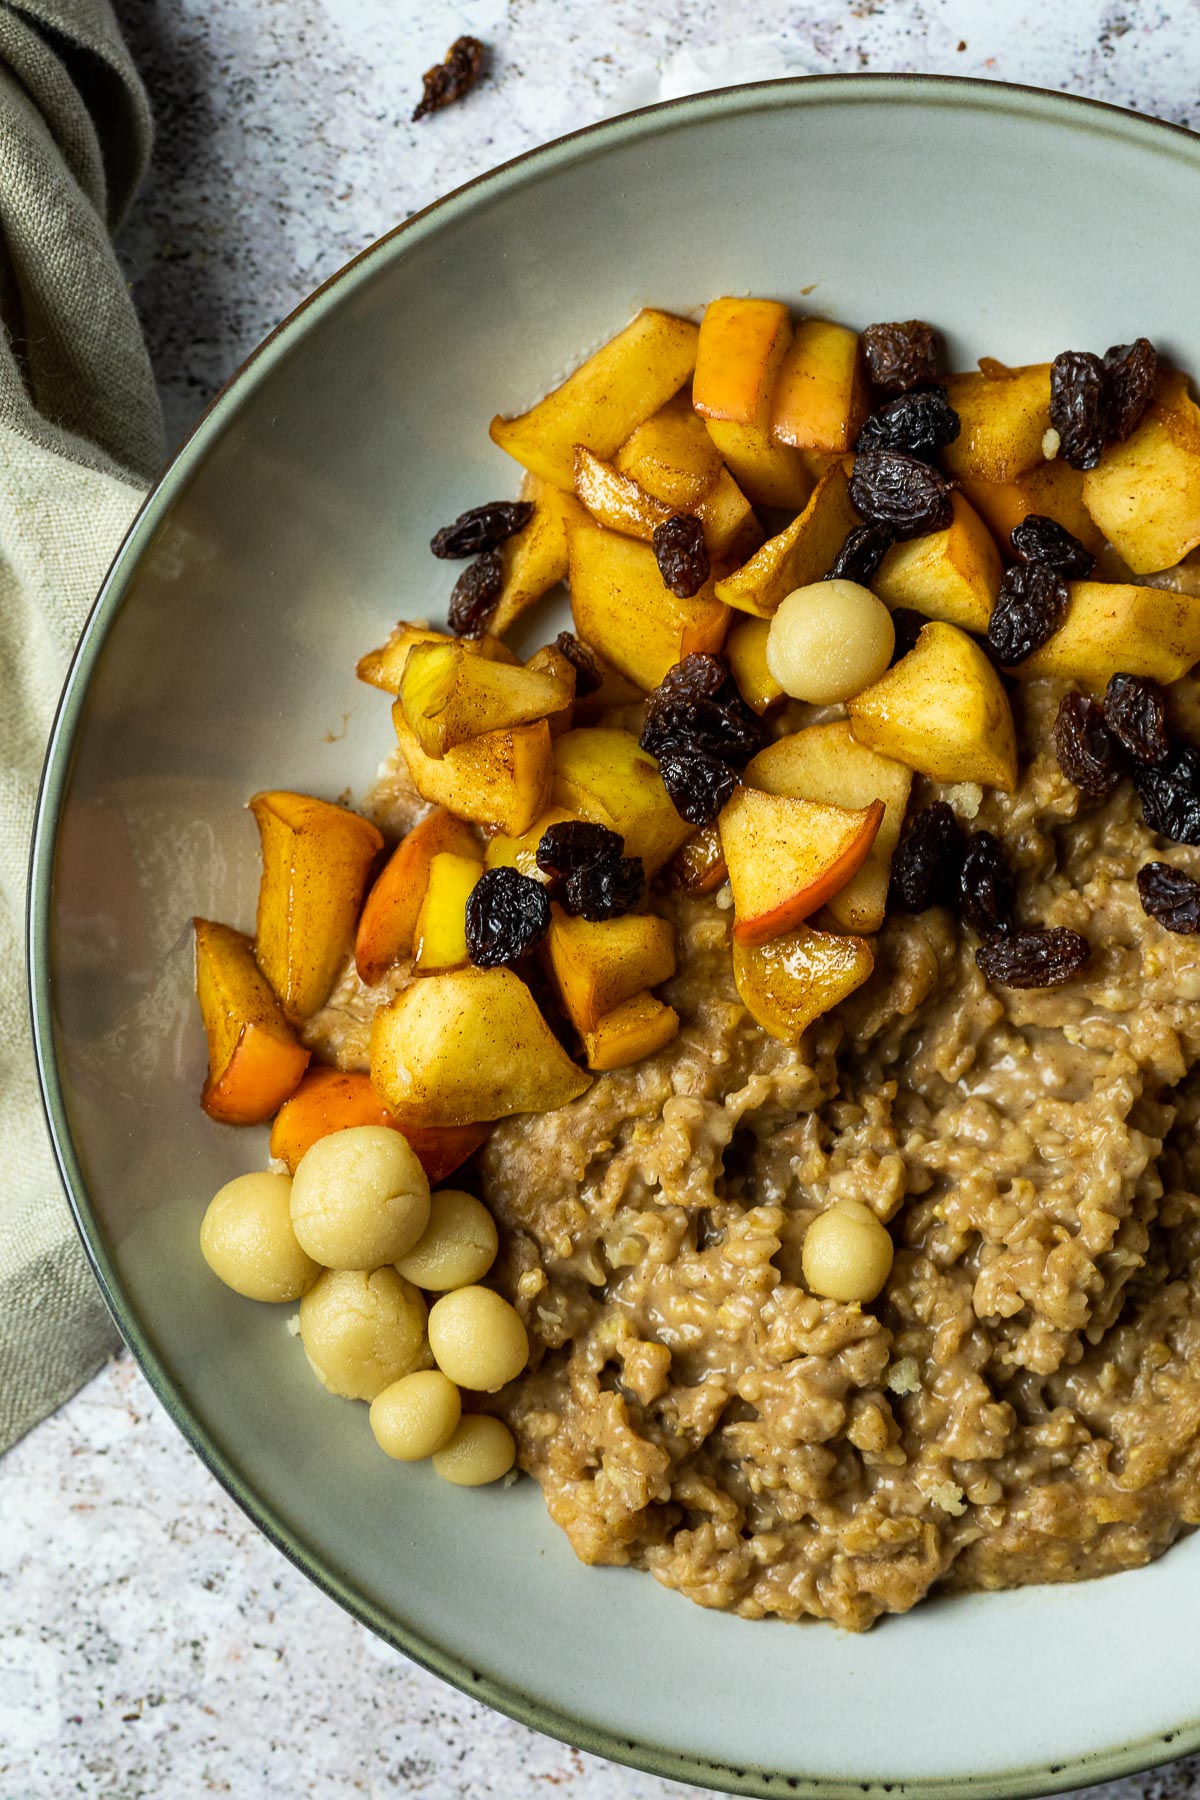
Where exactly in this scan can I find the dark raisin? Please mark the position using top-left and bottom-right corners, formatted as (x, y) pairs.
(465, 866), (550, 967)
(652, 514), (710, 599)
(641, 655), (763, 767)
(554, 631), (603, 697)
(1103, 673), (1170, 766)
(563, 856), (645, 921)
(535, 820), (624, 878)
(1053, 693), (1122, 797)
(986, 564), (1070, 666)
(861, 320), (941, 398)
(958, 831), (1014, 940)
(657, 747), (740, 826)
(1050, 350), (1108, 471)
(855, 386), (961, 461)
(1134, 747), (1200, 845)
(889, 802), (965, 912)
(431, 500), (532, 559)
(976, 927), (1090, 988)
(412, 34), (485, 121)
(827, 521), (895, 585)
(1104, 338), (1157, 442)
(1010, 514), (1095, 578)
(447, 549), (503, 636)
(849, 448), (954, 540)
(889, 607), (927, 664)
(1137, 861), (1200, 933)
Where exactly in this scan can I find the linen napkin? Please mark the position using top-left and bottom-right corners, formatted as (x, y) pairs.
(0, 0), (162, 1452)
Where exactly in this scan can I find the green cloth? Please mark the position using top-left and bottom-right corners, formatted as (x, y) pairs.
(0, 0), (162, 1451)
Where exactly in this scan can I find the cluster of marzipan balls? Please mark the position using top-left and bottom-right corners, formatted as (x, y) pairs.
(199, 1126), (527, 1486)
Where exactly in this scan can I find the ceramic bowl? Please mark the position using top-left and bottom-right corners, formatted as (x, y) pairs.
(30, 76), (1200, 1798)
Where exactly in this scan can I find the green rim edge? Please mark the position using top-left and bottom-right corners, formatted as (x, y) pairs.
(26, 73), (1200, 1800)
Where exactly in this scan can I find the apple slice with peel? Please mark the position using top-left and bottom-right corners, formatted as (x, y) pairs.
(355, 808), (478, 986)
(268, 1066), (487, 1183)
(693, 296), (812, 510)
(194, 919), (310, 1124)
(733, 925), (875, 1044)
(848, 621), (1018, 792)
(718, 787), (885, 946)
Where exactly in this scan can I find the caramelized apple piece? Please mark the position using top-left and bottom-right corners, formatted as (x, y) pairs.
(483, 805), (579, 883)
(1017, 581), (1200, 688)
(848, 621), (1018, 792)
(942, 362), (1053, 483)
(719, 787), (884, 946)
(546, 905), (677, 1033)
(413, 851), (482, 972)
(551, 728), (692, 874)
(392, 706), (553, 836)
(370, 967), (590, 1126)
(357, 621), (516, 694)
(732, 925), (875, 1044)
(725, 616), (784, 713)
(616, 392), (724, 505)
(747, 723), (913, 935)
(250, 792), (383, 1021)
(872, 492), (1003, 633)
(770, 319), (869, 455)
(269, 1066), (487, 1181)
(399, 641), (570, 758)
(355, 808), (478, 986)
(581, 991), (679, 1071)
(194, 918), (310, 1124)
(522, 643), (577, 737)
(715, 461), (858, 619)
(668, 823), (728, 893)
(489, 308), (699, 490)
(1082, 369), (1200, 574)
(574, 444), (673, 538)
(958, 464), (1104, 559)
(568, 515), (731, 691)
(693, 296), (812, 509)
(490, 474), (585, 636)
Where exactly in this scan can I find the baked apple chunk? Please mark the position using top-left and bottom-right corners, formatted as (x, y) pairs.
(732, 925), (875, 1044)
(719, 787), (884, 946)
(848, 621), (1018, 792)
(194, 918), (310, 1124)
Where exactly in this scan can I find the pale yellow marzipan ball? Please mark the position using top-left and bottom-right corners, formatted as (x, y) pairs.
(432, 1415), (517, 1486)
(427, 1286), (529, 1392)
(395, 1189), (498, 1292)
(801, 1200), (895, 1304)
(766, 579), (895, 705)
(290, 1125), (430, 1270)
(369, 1370), (462, 1461)
(299, 1267), (429, 1401)
(200, 1172), (320, 1303)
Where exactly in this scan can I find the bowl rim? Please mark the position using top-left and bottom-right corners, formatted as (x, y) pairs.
(27, 70), (1200, 1800)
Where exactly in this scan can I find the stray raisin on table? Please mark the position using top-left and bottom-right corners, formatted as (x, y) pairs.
(413, 35), (485, 122)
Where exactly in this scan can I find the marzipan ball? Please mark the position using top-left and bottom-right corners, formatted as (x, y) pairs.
(801, 1199), (895, 1304)
(432, 1415), (517, 1486)
(395, 1189), (498, 1291)
(766, 579), (895, 705)
(299, 1267), (429, 1400)
(200, 1171), (319, 1303)
(427, 1286), (529, 1392)
(291, 1125), (430, 1270)
(370, 1370), (462, 1460)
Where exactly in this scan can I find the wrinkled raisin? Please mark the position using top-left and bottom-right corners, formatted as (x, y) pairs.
(1010, 514), (1095, 578)
(1050, 350), (1108, 470)
(563, 856), (645, 921)
(959, 831), (1014, 939)
(1135, 748), (1200, 845)
(849, 448), (954, 539)
(986, 564), (1070, 665)
(535, 820), (624, 877)
(554, 631), (603, 697)
(889, 607), (927, 664)
(1053, 693), (1122, 797)
(465, 866), (550, 966)
(447, 549), (503, 636)
(653, 514), (710, 598)
(412, 34), (485, 121)
(1103, 673), (1169, 766)
(889, 802), (965, 912)
(657, 747), (740, 826)
(828, 521), (895, 585)
(861, 321), (941, 398)
(855, 386), (960, 461)
(1104, 338), (1157, 442)
(1137, 861), (1200, 933)
(431, 500), (532, 559)
(976, 927), (1090, 988)
(641, 654), (763, 767)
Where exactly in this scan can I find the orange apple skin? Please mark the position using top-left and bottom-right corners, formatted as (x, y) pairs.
(195, 918), (311, 1126)
(355, 809), (478, 986)
(729, 799), (885, 946)
(269, 1065), (488, 1180)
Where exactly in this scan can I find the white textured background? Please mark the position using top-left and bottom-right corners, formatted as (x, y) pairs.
(6, 1), (1200, 1795)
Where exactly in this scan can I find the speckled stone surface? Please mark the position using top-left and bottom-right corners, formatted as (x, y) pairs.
(8, 2), (1200, 1794)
